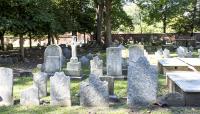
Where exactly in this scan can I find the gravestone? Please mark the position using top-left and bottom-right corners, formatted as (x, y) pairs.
(80, 74), (109, 107)
(99, 76), (114, 95)
(90, 56), (103, 76)
(64, 36), (82, 78)
(20, 85), (40, 105)
(80, 56), (90, 66)
(177, 46), (187, 58)
(86, 53), (93, 60)
(61, 46), (71, 60)
(44, 45), (63, 75)
(163, 48), (170, 58)
(189, 46), (194, 52)
(155, 48), (163, 59)
(186, 51), (193, 58)
(106, 47), (122, 78)
(0, 67), (13, 106)
(50, 72), (71, 106)
(127, 57), (157, 108)
(33, 72), (48, 98)
(129, 45), (144, 62)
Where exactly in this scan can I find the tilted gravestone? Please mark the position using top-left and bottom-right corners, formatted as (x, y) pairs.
(20, 85), (40, 105)
(50, 72), (71, 106)
(106, 47), (122, 77)
(127, 57), (157, 108)
(129, 45), (144, 62)
(0, 67), (13, 106)
(90, 56), (103, 76)
(33, 72), (48, 98)
(80, 74), (109, 107)
(44, 45), (63, 75)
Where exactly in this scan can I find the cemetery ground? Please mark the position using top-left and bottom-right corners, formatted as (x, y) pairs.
(1, 51), (200, 114)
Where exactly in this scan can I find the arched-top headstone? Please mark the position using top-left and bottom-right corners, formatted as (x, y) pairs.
(44, 45), (63, 74)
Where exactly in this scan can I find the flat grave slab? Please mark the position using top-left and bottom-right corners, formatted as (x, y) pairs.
(178, 58), (200, 71)
(158, 58), (189, 74)
(166, 71), (200, 106)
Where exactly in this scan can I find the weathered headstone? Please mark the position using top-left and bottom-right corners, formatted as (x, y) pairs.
(99, 76), (114, 95)
(189, 46), (194, 52)
(177, 46), (187, 58)
(106, 47), (122, 77)
(64, 36), (82, 78)
(62, 47), (71, 60)
(0, 67), (13, 106)
(129, 45), (144, 62)
(90, 56), (103, 76)
(44, 45), (63, 75)
(50, 72), (71, 106)
(127, 57), (157, 108)
(80, 74), (109, 107)
(33, 72), (48, 98)
(86, 53), (93, 60)
(20, 85), (40, 105)
(163, 48), (170, 58)
(186, 51), (193, 58)
(80, 56), (90, 66)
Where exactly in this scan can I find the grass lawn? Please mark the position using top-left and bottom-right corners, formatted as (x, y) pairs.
(1, 51), (200, 114)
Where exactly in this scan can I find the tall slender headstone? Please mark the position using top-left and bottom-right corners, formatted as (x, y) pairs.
(127, 57), (157, 108)
(0, 67), (13, 106)
(44, 45), (63, 75)
(106, 47), (122, 78)
(64, 36), (82, 78)
(50, 72), (71, 106)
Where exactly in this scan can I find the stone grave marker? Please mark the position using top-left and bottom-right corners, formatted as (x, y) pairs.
(177, 46), (187, 58)
(0, 67), (13, 106)
(129, 45), (144, 62)
(64, 36), (82, 78)
(33, 72), (48, 98)
(106, 47), (122, 78)
(80, 74), (109, 107)
(80, 56), (90, 66)
(127, 57), (157, 108)
(50, 72), (71, 106)
(90, 56), (103, 76)
(20, 85), (40, 105)
(44, 45), (63, 75)
(163, 48), (170, 58)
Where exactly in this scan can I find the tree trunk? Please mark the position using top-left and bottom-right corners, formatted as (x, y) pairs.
(52, 36), (55, 44)
(96, 0), (104, 44)
(191, 0), (197, 37)
(47, 32), (51, 45)
(29, 33), (32, 48)
(105, 0), (112, 47)
(19, 34), (24, 60)
(163, 14), (167, 33)
(0, 31), (5, 51)
(84, 33), (86, 44)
